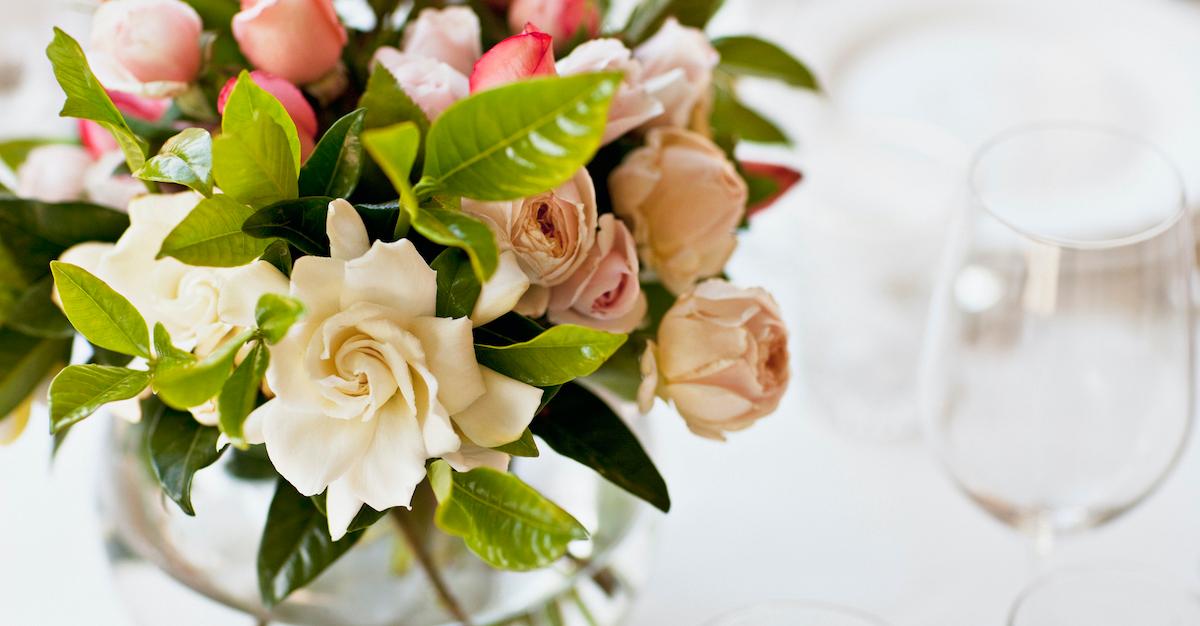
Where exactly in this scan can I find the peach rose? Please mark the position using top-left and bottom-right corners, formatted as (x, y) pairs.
(219, 71), (319, 158)
(373, 48), (469, 120)
(233, 0), (348, 85)
(462, 168), (597, 289)
(90, 0), (203, 95)
(639, 280), (789, 440)
(609, 127), (747, 295)
(548, 215), (646, 333)
(507, 0), (600, 49)
(634, 17), (719, 128)
(557, 39), (662, 145)
(402, 7), (482, 76)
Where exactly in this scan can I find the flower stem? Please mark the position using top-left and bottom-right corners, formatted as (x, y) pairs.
(390, 508), (474, 626)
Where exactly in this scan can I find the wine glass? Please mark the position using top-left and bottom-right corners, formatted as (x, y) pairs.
(1009, 566), (1200, 625)
(707, 601), (891, 626)
(919, 123), (1195, 552)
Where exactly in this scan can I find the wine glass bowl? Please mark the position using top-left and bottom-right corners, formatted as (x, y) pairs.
(920, 124), (1195, 543)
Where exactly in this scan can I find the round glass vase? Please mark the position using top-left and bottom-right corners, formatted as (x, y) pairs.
(98, 400), (656, 626)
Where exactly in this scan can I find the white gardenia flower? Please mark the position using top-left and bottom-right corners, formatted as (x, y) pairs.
(251, 200), (544, 540)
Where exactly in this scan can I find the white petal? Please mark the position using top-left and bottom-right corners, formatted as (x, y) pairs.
(471, 251), (530, 327)
(259, 399), (377, 496)
(57, 242), (113, 276)
(326, 479), (365, 542)
(451, 367), (543, 448)
(342, 239), (436, 320)
(340, 402), (430, 512)
(290, 255), (347, 322)
(443, 438), (511, 473)
(216, 260), (290, 328)
(409, 316), (485, 415)
(327, 199), (371, 261)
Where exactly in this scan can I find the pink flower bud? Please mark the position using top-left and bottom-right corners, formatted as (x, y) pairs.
(469, 24), (556, 93)
(233, 0), (348, 85)
(90, 0), (203, 92)
(507, 0), (600, 49)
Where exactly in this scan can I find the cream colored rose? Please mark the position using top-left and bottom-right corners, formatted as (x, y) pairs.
(462, 168), (598, 288)
(373, 47), (469, 120)
(609, 127), (747, 295)
(402, 7), (482, 76)
(639, 280), (789, 440)
(634, 17), (719, 129)
(251, 201), (543, 540)
(548, 215), (645, 333)
(557, 39), (663, 145)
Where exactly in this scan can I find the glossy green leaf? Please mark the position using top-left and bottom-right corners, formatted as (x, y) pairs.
(6, 276), (73, 339)
(153, 329), (253, 409)
(623, 0), (725, 44)
(711, 85), (789, 145)
(475, 325), (627, 387)
(429, 460), (588, 570)
(533, 383), (670, 512)
(222, 71), (302, 170)
(0, 198), (129, 280)
(493, 429), (539, 458)
(255, 293), (306, 344)
(713, 36), (820, 90)
(135, 128), (214, 196)
(260, 239), (293, 277)
(50, 261), (149, 358)
(413, 207), (499, 282)
(258, 479), (365, 608)
(158, 194), (271, 267)
(213, 73), (300, 208)
(422, 74), (619, 201)
(300, 109), (367, 199)
(241, 196), (332, 256)
(144, 397), (227, 516)
(218, 340), (268, 449)
(46, 28), (147, 173)
(0, 329), (71, 418)
(48, 365), (152, 433)
(362, 122), (421, 213)
(431, 247), (481, 319)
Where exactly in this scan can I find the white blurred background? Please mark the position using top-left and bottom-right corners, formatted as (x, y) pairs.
(3, 0), (1200, 624)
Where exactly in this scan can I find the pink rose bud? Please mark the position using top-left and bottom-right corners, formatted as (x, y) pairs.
(90, 0), (204, 92)
(80, 90), (172, 158)
(742, 162), (802, 218)
(548, 214), (646, 333)
(373, 48), (469, 120)
(16, 145), (94, 203)
(233, 0), (348, 85)
(507, 0), (600, 49)
(219, 72), (319, 159)
(469, 24), (556, 93)
(402, 7), (483, 76)
(634, 17), (719, 129)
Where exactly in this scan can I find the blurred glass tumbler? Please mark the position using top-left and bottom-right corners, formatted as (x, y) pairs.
(796, 114), (964, 439)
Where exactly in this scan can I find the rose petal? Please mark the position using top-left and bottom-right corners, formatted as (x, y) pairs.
(451, 367), (543, 448)
(469, 25), (556, 93)
(259, 399), (377, 496)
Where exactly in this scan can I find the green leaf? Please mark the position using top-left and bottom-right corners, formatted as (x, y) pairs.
(362, 122), (421, 214)
(225, 444), (277, 481)
(45, 28), (147, 173)
(213, 72), (300, 208)
(158, 194), (271, 267)
(533, 383), (670, 512)
(0, 198), (129, 280)
(431, 248), (481, 319)
(241, 196), (333, 256)
(493, 429), (539, 458)
(475, 325), (628, 387)
(260, 239), (293, 277)
(152, 323), (195, 370)
(623, 0), (726, 44)
(135, 128), (214, 196)
(218, 341), (268, 449)
(713, 36), (820, 90)
(255, 294), (306, 344)
(182, 0), (239, 29)
(153, 329), (253, 409)
(48, 365), (152, 433)
(0, 330), (71, 418)
(258, 479), (365, 608)
(144, 397), (227, 516)
(711, 85), (789, 145)
(50, 261), (149, 358)
(300, 109), (367, 199)
(222, 71), (302, 171)
(422, 74), (620, 201)
(412, 207), (499, 282)
(6, 276), (73, 339)
(429, 461), (588, 570)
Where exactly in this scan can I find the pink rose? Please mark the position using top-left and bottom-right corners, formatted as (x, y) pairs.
(373, 48), (469, 120)
(634, 17), (719, 128)
(507, 0), (600, 49)
(16, 145), (93, 203)
(80, 91), (172, 158)
(548, 215), (646, 333)
(233, 0), (348, 85)
(557, 39), (663, 145)
(219, 72), (319, 158)
(402, 7), (482, 76)
(90, 0), (203, 94)
(469, 24), (556, 93)
(639, 280), (789, 440)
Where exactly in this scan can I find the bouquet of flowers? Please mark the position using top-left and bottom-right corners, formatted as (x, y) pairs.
(1, 0), (811, 618)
